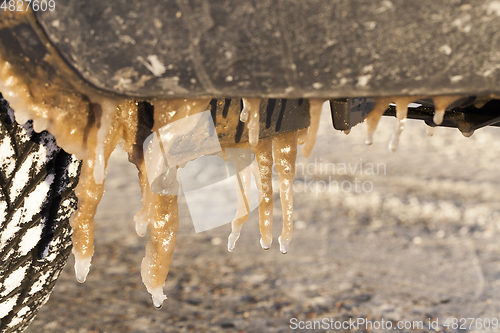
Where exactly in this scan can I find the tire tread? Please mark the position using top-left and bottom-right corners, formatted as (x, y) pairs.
(0, 94), (81, 333)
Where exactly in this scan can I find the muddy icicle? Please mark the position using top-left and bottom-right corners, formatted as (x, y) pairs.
(71, 100), (123, 283)
(365, 98), (392, 145)
(226, 148), (253, 252)
(388, 97), (419, 152)
(302, 99), (325, 157)
(426, 125), (436, 137)
(296, 128), (308, 145)
(242, 98), (262, 146)
(137, 98), (210, 308)
(140, 193), (179, 309)
(432, 95), (461, 125)
(252, 138), (274, 250)
(93, 100), (118, 184)
(273, 131), (298, 254)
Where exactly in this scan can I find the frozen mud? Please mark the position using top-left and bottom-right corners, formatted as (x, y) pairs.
(27, 110), (500, 333)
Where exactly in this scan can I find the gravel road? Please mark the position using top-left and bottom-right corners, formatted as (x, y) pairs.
(26, 106), (500, 333)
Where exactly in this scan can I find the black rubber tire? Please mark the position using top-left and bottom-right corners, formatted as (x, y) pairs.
(0, 94), (81, 332)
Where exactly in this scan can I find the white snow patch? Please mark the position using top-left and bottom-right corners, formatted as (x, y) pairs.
(481, 65), (500, 77)
(439, 45), (452, 55)
(44, 252), (58, 261)
(451, 14), (471, 33)
(0, 134), (15, 179)
(29, 270), (51, 295)
(6, 306), (28, 327)
(486, 1), (500, 16)
(0, 200), (7, 229)
(7, 305), (29, 327)
(375, 0), (394, 13)
(339, 77), (349, 85)
(22, 174), (54, 224)
(1, 174), (54, 250)
(312, 82), (323, 89)
(18, 224), (43, 256)
(48, 237), (60, 247)
(356, 74), (372, 87)
(9, 146), (48, 203)
(3, 248), (14, 262)
(7, 315), (23, 328)
(364, 21), (376, 30)
(67, 158), (79, 178)
(57, 207), (73, 221)
(137, 55), (166, 77)
(0, 294), (19, 318)
(362, 65), (374, 73)
(0, 208), (23, 251)
(1, 264), (29, 297)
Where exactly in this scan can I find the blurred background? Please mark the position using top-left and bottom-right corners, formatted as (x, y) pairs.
(26, 104), (500, 332)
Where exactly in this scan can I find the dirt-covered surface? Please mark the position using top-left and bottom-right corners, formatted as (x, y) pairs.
(26, 109), (500, 333)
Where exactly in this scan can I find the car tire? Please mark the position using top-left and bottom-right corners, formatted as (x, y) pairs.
(0, 94), (81, 333)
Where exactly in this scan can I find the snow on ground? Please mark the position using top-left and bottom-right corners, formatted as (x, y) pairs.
(28, 109), (500, 333)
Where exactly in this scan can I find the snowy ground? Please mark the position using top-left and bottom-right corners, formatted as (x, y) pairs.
(27, 107), (500, 333)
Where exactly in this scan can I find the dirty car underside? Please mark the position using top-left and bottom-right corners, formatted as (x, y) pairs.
(1, 0), (500, 135)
